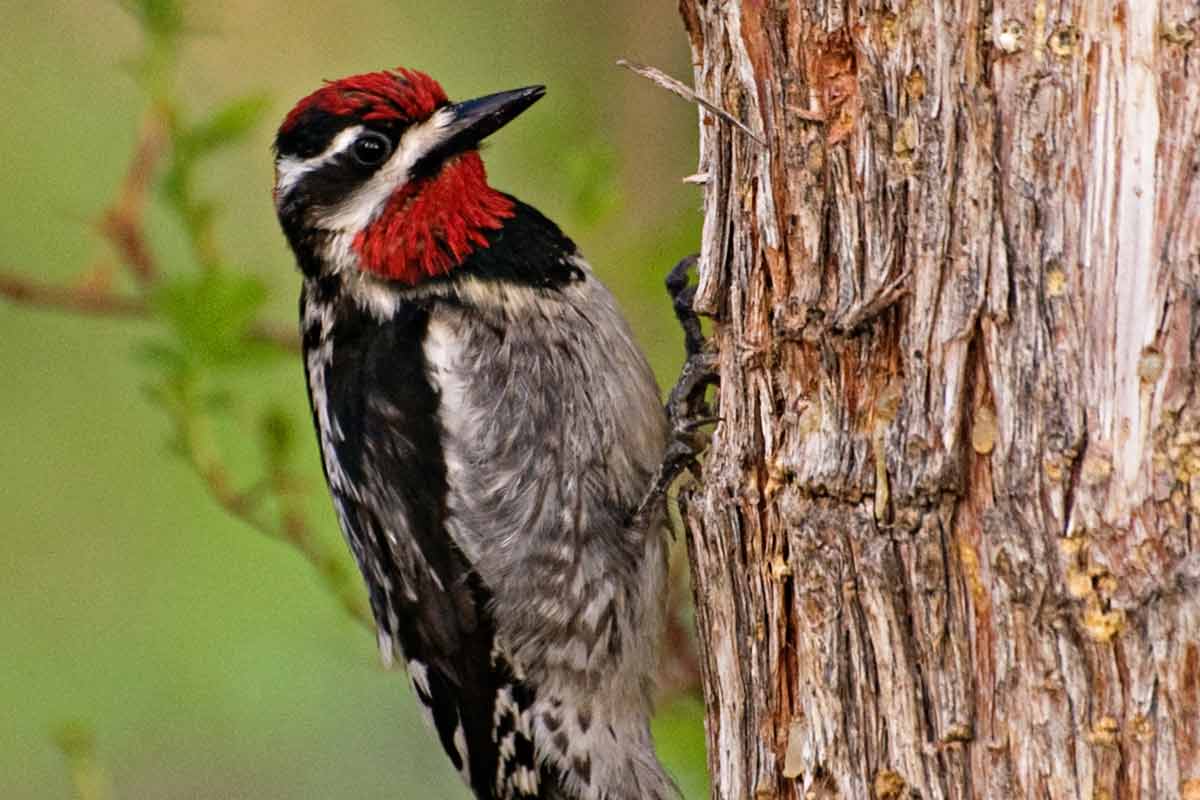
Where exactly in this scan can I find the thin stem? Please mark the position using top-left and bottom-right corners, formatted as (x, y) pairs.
(0, 271), (300, 352)
(0, 273), (148, 318)
(99, 108), (169, 286)
(168, 383), (371, 630)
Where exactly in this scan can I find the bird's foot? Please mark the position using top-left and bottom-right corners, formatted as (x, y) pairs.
(634, 255), (719, 529)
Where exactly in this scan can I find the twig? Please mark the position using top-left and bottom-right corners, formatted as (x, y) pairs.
(248, 320), (301, 352)
(832, 268), (912, 332)
(617, 59), (767, 147)
(660, 547), (702, 698)
(18, 13), (367, 695)
(195, 457), (369, 628)
(0, 272), (148, 318)
(173, 389), (372, 630)
(275, 481), (374, 629)
(99, 110), (168, 285)
(0, 270), (300, 351)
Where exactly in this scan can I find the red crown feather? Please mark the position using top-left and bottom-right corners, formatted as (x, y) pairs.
(280, 68), (448, 135)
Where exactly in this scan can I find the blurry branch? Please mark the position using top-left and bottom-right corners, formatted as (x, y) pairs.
(660, 543), (702, 700)
(157, 379), (373, 629)
(54, 723), (114, 800)
(0, 272), (297, 350)
(616, 59), (766, 147)
(0, 273), (149, 318)
(100, 109), (168, 285)
(240, 321), (298, 352)
(0, 284), (298, 352)
(261, 408), (375, 628)
(0, 101), (298, 351)
(0, 0), (359, 647)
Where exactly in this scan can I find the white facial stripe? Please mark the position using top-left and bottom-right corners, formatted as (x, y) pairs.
(317, 106), (455, 233)
(274, 125), (364, 197)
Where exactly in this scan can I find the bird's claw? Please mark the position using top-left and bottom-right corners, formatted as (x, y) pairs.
(665, 254), (705, 358)
(634, 255), (719, 529)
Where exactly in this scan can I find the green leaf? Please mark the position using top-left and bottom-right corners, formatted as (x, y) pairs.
(159, 157), (187, 205)
(122, 0), (185, 44)
(121, 0), (185, 96)
(201, 388), (235, 412)
(135, 340), (190, 375)
(52, 721), (96, 759)
(185, 94), (270, 153)
(259, 404), (297, 467)
(150, 270), (272, 367)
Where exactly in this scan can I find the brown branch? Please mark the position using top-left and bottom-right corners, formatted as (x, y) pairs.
(616, 59), (767, 147)
(660, 576), (703, 699)
(0, 272), (148, 318)
(176, 399), (372, 630)
(99, 110), (168, 285)
(194, 463), (369, 628)
(248, 320), (301, 352)
(15, 37), (361, 670)
(7, 98), (344, 643)
(0, 270), (300, 352)
(276, 489), (374, 629)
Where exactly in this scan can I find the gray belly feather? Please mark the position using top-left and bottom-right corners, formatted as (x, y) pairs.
(423, 268), (675, 799)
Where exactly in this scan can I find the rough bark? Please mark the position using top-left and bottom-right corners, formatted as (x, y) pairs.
(676, 1), (1200, 798)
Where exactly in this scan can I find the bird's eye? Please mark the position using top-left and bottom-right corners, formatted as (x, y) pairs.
(352, 131), (392, 167)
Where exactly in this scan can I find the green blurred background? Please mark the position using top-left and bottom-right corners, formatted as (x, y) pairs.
(0, 2), (706, 798)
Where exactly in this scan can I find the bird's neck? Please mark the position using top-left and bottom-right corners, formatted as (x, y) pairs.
(352, 152), (514, 285)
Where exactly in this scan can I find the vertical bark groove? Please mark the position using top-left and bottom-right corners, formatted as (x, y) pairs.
(677, 1), (1200, 797)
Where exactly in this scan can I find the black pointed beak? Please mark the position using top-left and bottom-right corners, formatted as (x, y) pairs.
(438, 85), (545, 152)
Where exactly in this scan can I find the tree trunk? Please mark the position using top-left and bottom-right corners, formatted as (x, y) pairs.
(675, 1), (1200, 798)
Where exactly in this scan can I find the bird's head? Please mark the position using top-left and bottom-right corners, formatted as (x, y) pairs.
(274, 68), (544, 286)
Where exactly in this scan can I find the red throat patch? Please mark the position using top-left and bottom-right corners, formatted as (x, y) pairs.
(352, 152), (515, 285)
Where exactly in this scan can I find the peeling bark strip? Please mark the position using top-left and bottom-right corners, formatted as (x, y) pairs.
(676, 1), (1200, 798)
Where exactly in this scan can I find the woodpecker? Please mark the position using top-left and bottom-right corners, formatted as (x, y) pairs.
(272, 69), (676, 800)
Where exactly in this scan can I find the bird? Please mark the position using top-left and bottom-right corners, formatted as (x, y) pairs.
(272, 68), (677, 800)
